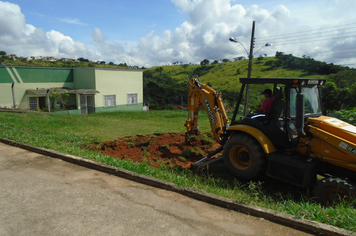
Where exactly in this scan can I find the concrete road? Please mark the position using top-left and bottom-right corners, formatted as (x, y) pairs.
(0, 142), (313, 236)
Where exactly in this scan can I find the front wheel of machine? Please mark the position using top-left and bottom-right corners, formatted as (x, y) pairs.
(313, 177), (356, 207)
(223, 133), (267, 180)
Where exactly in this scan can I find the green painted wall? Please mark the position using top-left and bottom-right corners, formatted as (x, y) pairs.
(54, 109), (81, 115)
(0, 67), (73, 83)
(95, 103), (143, 113)
(0, 67), (18, 83)
(73, 68), (96, 89)
(15, 67), (73, 83)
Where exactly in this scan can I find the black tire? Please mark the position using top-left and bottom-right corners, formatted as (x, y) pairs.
(223, 133), (267, 180)
(313, 177), (356, 207)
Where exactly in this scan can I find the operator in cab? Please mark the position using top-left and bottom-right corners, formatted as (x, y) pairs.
(251, 89), (275, 113)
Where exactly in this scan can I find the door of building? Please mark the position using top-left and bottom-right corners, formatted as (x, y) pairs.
(80, 95), (95, 114)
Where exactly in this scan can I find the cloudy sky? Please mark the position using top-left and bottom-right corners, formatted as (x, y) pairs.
(1, 0), (356, 68)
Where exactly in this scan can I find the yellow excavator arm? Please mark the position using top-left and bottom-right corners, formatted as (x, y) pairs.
(184, 75), (229, 143)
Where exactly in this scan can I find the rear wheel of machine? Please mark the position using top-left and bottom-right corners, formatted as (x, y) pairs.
(313, 177), (356, 207)
(223, 133), (267, 180)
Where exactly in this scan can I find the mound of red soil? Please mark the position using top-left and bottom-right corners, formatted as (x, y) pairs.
(87, 132), (221, 169)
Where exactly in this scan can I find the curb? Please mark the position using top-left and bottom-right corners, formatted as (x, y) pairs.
(1, 137), (355, 236)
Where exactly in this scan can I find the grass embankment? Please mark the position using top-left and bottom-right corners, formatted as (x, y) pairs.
(148, 58), (325, 92)
(0, 110), (355, 231)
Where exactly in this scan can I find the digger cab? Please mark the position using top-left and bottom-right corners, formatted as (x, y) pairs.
(229, 78), (326, 150)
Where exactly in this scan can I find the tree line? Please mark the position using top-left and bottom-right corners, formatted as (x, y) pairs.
(263, 51), (356, 111)
(322, 70), (356, 111)
(266, 51), (348, 75)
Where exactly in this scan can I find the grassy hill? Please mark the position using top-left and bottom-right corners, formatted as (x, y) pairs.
(145, 57), (325, 93)
(142, 56), (329, 110)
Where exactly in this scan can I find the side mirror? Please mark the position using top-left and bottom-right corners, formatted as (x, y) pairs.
(296, 93), (306, 137)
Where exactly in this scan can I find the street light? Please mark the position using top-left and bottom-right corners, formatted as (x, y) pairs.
(229, 37), (272, 76)
(229, 22), (272, 116)
(254, 43), (273, 56)
(229, 37), (249, 56)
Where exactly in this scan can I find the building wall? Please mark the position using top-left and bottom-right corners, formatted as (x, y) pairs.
(15, 67), (73, 83)
(0, 66), (143, 112)
(0, 67), (73, 109)
(94, 68), (143, 112)
(73, 68), (96, 89)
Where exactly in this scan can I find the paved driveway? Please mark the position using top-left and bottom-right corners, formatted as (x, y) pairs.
(0, 142), (313, 236)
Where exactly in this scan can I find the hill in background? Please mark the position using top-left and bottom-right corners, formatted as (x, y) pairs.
(143, 53), (355, 111)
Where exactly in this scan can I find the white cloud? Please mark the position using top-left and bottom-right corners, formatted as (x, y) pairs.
(22, 24), (36, 36)
(129, 0), (356, 67)
(0, 1), (26, 38)
(58, 18), (87, 26)
(92, 28), (108, 44)
(0, 1), (94, 59)
(0, 0), (356, 67)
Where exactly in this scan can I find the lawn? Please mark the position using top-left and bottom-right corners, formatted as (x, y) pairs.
(0, 110), (355, 232)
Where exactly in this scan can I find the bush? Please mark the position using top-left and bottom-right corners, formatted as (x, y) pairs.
(333, 107), (356, 126)
(193, 65), (214, 77)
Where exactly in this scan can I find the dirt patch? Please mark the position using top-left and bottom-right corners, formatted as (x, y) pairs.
(87, 132), (221, 169)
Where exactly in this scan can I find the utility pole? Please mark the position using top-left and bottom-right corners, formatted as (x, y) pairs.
(243, 21), (255, 116)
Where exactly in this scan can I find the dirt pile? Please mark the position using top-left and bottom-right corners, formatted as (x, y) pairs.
(88, 132), (221, 169)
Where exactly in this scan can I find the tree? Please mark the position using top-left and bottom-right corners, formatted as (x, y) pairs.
(222, 58), (230, 63)
(181, 64), (189, 70)
(78, 57), (89, 62)
(327, 70), (356, 88)
(235, 56), (245, 61)
(0, 51), (6, 56)
(211, 60), (219, 64)
(109, 62), (115, 65)
(118, 63), (127, 67)
(200, 59), (210, 66)
(155, 67), (164, 76)
(50, 88), (69, 110)
(143, 70), (153, 78)
(100, 61), (105, 64)
(257, 55), (264, 62)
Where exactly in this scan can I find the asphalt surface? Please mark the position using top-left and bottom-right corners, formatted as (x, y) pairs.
(0, 142), (321, 236)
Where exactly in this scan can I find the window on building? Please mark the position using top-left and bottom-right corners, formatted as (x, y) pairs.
(104, 95), (116, 107)
(29, 97), (38, 110)
(29, 97), (47, 110)
(127, 94), (137, 105)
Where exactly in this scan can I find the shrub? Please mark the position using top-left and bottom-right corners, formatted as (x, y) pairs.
(333, 107), (356, 126)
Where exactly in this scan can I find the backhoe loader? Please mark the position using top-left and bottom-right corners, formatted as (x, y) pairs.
(185, 75), (356, 206)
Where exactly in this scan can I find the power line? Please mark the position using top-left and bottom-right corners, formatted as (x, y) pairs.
(257, 22), (356, 40)
(263, 31), (356, 45)
(203, 22), (356, 64)
(205, 44), (251, 61)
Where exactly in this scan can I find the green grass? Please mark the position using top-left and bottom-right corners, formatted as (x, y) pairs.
(149, 58), (326, 93)
(0, 110), (355, 232)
